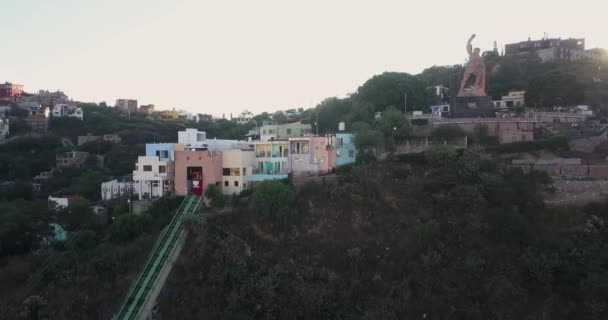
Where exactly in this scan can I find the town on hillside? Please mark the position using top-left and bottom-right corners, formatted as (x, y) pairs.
(2, 33), (608, 319)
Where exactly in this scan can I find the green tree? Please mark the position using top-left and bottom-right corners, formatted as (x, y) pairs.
(273, 111), (288, 124)
(251, 181), (297, 228)
(204, 184), (225, 208)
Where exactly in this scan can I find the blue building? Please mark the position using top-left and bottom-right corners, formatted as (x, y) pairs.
(145, 143), (183, 161)
(334, 133), (356, 166)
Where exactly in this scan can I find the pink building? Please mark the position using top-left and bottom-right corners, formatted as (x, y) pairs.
(289, 136), (335, 176)
(174, 150), (222, 196)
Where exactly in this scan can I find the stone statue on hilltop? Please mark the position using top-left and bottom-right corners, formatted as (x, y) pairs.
(458, 34), (486, 97)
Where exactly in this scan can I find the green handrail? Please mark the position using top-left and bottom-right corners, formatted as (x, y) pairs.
(116, 195), (200, 320)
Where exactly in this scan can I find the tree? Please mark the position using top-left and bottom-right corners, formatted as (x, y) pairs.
(204, 184), (224, 208)
(272, 111), (288, 124)
(431, 124), (466, 142)
(354, 72), (431, 112)
(111, 213), (152, 243)
(251, 181), (297, 228)
(378, 106), (412, 148)
(314, 97), (352, 134)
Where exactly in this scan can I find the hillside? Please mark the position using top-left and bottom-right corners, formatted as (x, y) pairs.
(158, 150), (608, 319)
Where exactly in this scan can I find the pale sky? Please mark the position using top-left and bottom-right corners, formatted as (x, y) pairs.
(2, 0), (606, 116)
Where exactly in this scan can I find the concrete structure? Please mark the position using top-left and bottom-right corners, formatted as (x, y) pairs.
(132, 156), (175, 200)
(174, 150), (223, 196)
(0, 117), (8, 141)
(138, 104), (155, 115)
(0, 82), (23, 102)
(493, 90), (526, 109)
(77, 133), (122, 146)
(526, 112), (586, 123)
(505, 37), (586, 62)
(260, 121), (312, 141)
(25, 106), (50, 134)
(333, 133), (357, 166)
(430, 104), (450, 117)
(248, 140), (290, 182)
(178, 128), (250, 151)
(430, 119), (538, 144)
(221, 148), (255, 195)
(428, 85), (450, 104)
(101, 179), (134, 200)
(52, 104), (83, 120)
(116, 99), (138, 115)
(56, 151), (89, 168)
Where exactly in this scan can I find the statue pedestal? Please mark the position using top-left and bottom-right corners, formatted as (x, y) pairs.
(451, 96), (494, 118)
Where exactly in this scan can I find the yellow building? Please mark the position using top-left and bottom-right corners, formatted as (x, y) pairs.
(221, 148), (256, 195)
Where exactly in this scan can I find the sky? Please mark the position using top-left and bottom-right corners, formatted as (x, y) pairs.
(2, 0), (606, 116)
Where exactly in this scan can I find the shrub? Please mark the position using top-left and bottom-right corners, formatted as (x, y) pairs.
(111, 213), (152, 243)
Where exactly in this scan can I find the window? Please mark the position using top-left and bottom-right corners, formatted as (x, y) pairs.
(199, 157), (202, 160)
(522, 135), (527, 141)
(159, 165), (166, 173)
(263, 130), (267, 134)
(143, 165), (152, 171)
(286, 128), (292, 134)
(152, 181), (159, 187)
(234, 181), (239, 187)
(349, 150), (355, 158)
(224, 180), (229, 186)
(223, 168), (240, 176)
(186, 156), (190, 160)
(243, 183), (246, 188)
(243, 167), (246, 175)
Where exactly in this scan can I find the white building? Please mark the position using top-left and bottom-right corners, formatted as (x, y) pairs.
(132, 156), (175, 200)
(101, 179), (135, 200)
(52, 104), (83, 120)
(178, 128), (251, 151)
(221, 148), (256, 195)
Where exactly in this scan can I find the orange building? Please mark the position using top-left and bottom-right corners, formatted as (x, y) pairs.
(174, 150), (222, 196)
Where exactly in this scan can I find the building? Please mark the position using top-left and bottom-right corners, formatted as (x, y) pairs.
(115, 99), (138, 115)
(430, 104), (450, 117)
(48, 195), (80, 209)
(234, 110), (254, 124)
(178, 128), (250, 151)
(77, 133), (122, 146)
(132, 156), (175, 200)
(0, 117), (9, 141)
(288, 136), (336, 176)
(260, 121), (312, 141)
(131, 143), (184, 199)
(505, 37), (589, 62)
(52, 104), (83, 120)
(247, 140), (290, 183)
(174, 150), (222, 196)
(101, 179), (134, 200)
(25, 106), (50, 134)
(332, 133), (357, 167)
(138, 104), (155, 115)
(56, 151), (89, 168)
(0, 82), (23, 102)
(493, 90), (526, 109)
(221, 148), (255, 195)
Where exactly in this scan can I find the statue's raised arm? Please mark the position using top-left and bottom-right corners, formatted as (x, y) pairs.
(466, 34), (476, 55)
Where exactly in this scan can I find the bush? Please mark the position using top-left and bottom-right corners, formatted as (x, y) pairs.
(486, 136), (569, 154)
(251, 181), (297, 228)
(204, 184), (224, 208)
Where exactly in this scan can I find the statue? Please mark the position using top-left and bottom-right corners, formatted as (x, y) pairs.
(458, 34), (486, 97)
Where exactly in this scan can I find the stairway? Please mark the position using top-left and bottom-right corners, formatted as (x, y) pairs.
(115, 194), (200, 320)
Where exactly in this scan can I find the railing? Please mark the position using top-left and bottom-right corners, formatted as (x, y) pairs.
(115, 194), (200, 320)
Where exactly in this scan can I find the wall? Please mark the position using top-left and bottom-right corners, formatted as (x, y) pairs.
(174, 150), (222, 196)
(132, 156), (174, 199)
(145, 143), (184, 161)
(510, 163), (608, 180)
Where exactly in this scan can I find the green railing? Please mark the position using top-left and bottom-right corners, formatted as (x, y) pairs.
(115, 194), (200, 320)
